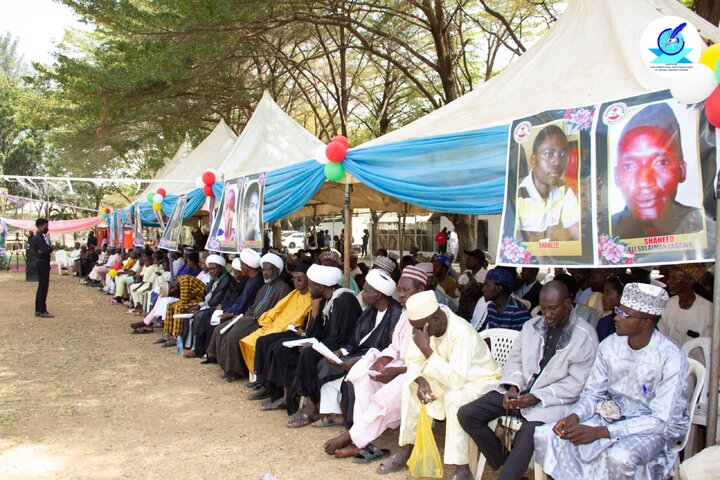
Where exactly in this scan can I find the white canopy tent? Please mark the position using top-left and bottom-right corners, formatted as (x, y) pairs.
(364, 0), (720, 147)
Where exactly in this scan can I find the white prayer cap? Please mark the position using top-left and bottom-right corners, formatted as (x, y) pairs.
(307, 264), (342, 287)
(231, 258), (242, 271)
(416, 262), (434, 274)
(365, 269), (396, 297)
(206, 254), (226, 267)
(240, 248), (261, 269)
(620, 282), (669, 316)
(406, 290), (439, 321)
(261, 252), (283, 271)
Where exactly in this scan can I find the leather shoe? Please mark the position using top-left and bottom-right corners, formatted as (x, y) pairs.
(201, 357), (217, 365)
(35, 312), (54, 318)
(183, 351), (197, 358)
(130, 321), (145, 329)
(245, 381), (260, 389)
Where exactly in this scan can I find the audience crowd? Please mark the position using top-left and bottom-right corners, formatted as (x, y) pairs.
(67, 233), (712, 480)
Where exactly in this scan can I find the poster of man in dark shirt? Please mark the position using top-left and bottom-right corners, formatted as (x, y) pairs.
(30, 218), (54, 318)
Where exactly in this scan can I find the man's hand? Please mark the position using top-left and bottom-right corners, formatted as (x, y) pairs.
(370, 356), (392, 372)
(311, 298), (322, 318)
(373, 366), (406, 384)
(415, 376), (436, 404)
(507, 393), (540, 410)
(294, 327), (305, 337)
(563, 423), (609, 446)
(220, 312), (233, 321)
(340, 356), (360, 371)
(553, 413), (579, 438)
(412, 324), (433, 358)
(502, 386), (519, 410)
(189, 305), (200, 313)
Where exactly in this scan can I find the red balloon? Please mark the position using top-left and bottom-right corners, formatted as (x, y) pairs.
(202, 171), (216, 186)
(203, 184), (214, 196)
(113, 262), (122, 270)
(325, 141), (347, 163)
(706, 86), (720, 127)
(331, 135), (349, 149)
(104, 208), (111, 214)
(156, 188), (167, 197)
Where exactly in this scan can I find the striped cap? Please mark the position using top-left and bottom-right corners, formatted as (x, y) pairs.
(400, 265), (428, 287)
(373, 255), (396, 274)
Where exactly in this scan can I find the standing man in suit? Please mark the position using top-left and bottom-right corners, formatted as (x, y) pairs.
(30, 218), (54, 318)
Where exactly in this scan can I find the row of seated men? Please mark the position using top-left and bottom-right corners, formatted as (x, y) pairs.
(77, 240), (708, 480)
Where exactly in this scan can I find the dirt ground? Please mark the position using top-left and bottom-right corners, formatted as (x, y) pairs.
(0, 273), (503, 480)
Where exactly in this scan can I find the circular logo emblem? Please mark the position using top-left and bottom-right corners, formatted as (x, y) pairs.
(513, 121), (532, 143)
(640, 16), (701, 77)
(602, 102), (627, 126)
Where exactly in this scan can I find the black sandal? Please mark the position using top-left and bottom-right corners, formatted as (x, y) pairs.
(352, 443), (390, 464)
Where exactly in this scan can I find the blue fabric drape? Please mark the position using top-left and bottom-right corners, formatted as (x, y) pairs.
(344, 125), (509, 214)
(264, 160), (326, 222)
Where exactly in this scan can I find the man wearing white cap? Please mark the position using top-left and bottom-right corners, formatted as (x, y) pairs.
(206, 249), (264, 361)
(378, 290), (500, 478)
(286, 264), (362, 428)
(324, 265), (427, 461)
(535, 282), (691, 480)
(312, 269), (402, 429)
(180, 254), (239, 358)
(211, 252), (290, 379)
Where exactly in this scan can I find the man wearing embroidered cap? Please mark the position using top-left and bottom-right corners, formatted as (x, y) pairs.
(210, 252), (290, 379)
(310, 268), (402, 431)
(323, 265), (427, 461)
(319, 249), (360, 294)
(378, 290), (500, 479)
(206, 248), (263, 362)
(535, 282), (691, 480)
(659, 263), (712, 349)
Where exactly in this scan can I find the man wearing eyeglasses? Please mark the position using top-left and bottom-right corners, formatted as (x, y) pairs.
(535, 282), (690, 480)
(515, 124), (580, 242)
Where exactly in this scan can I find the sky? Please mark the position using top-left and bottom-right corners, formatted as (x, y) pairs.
(0, 0), (87, 65)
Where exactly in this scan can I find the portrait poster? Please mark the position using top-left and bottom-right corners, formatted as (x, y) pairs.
(113, 212), (124, 249)
(107, 212), (117, 248)
(238, 172), (265, 250)
(159, 195), (187, 252)
(497, 106), (596, 266)
(133, 204), (144, 248)
(206, 177), (243, 253)
(596, 91), (716, 266)
(0, 219), (6, 265)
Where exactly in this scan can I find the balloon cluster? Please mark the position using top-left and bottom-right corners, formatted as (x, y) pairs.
(101, 207), (112, 221)
(147, 187), (167, 211)
(199, 169), (221, 197)
(671, 44), (720, 126)
(315, 135), (349, 182)
(109, 269), (118, 278)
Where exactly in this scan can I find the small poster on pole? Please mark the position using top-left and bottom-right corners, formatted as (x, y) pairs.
(159, 195), (187, 252)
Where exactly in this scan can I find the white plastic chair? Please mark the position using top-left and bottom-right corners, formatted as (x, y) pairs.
(680, 338), (714, 456)
(54, 250), (69, 275)
(533, 358), (705, 480)
(470, 328), (536, 479)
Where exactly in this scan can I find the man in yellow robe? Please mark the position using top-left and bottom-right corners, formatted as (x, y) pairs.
(378, 290), (500, 480)
(240, 263), (312, 376)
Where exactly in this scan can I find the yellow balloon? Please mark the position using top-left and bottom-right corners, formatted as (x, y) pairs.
(153, 203), (162, 211)
(109, 269), (118, 278)
(700, 43), (720, 70)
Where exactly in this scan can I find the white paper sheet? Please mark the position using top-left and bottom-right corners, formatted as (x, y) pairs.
(282, 337), (318, 348)
(219, 314), (243, 335)
(312, 342), (343, 364)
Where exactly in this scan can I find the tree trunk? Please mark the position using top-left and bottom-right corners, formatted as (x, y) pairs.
(694, 0), (720, 26)
(447, 213), (476, 269)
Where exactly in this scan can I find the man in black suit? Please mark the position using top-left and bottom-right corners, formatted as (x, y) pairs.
(514, 267), (542, 312)
(30, 218), (54, 318)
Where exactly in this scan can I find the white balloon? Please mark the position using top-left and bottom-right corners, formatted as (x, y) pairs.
(194, 177), (204, 188)
(670, 64), (717, 104)
(207, 168), (223, 182)
(314, 145), (329, 165)
(153, 193), (164, 204)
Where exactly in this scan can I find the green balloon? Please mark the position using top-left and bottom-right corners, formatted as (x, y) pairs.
(146, 192), (154, 202)
(324, 162), (345, 182)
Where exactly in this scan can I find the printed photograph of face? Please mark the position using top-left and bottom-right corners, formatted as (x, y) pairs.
(242, 181), (261, 243)
(217, 186), (237, 242)
(514, 123), (580, 242)
(609, 102), (709, 238)
(133, 207), (143, 246)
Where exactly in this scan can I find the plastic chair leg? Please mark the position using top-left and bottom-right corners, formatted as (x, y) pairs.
(533, 458), (546, 480)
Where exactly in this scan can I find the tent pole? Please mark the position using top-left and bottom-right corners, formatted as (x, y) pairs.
(343, 183), (352, 288)
(303, 216), (307, 249)
(708, 195), (720, 448)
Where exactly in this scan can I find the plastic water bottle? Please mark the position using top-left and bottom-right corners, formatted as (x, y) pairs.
(176, 335), (183, 356)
